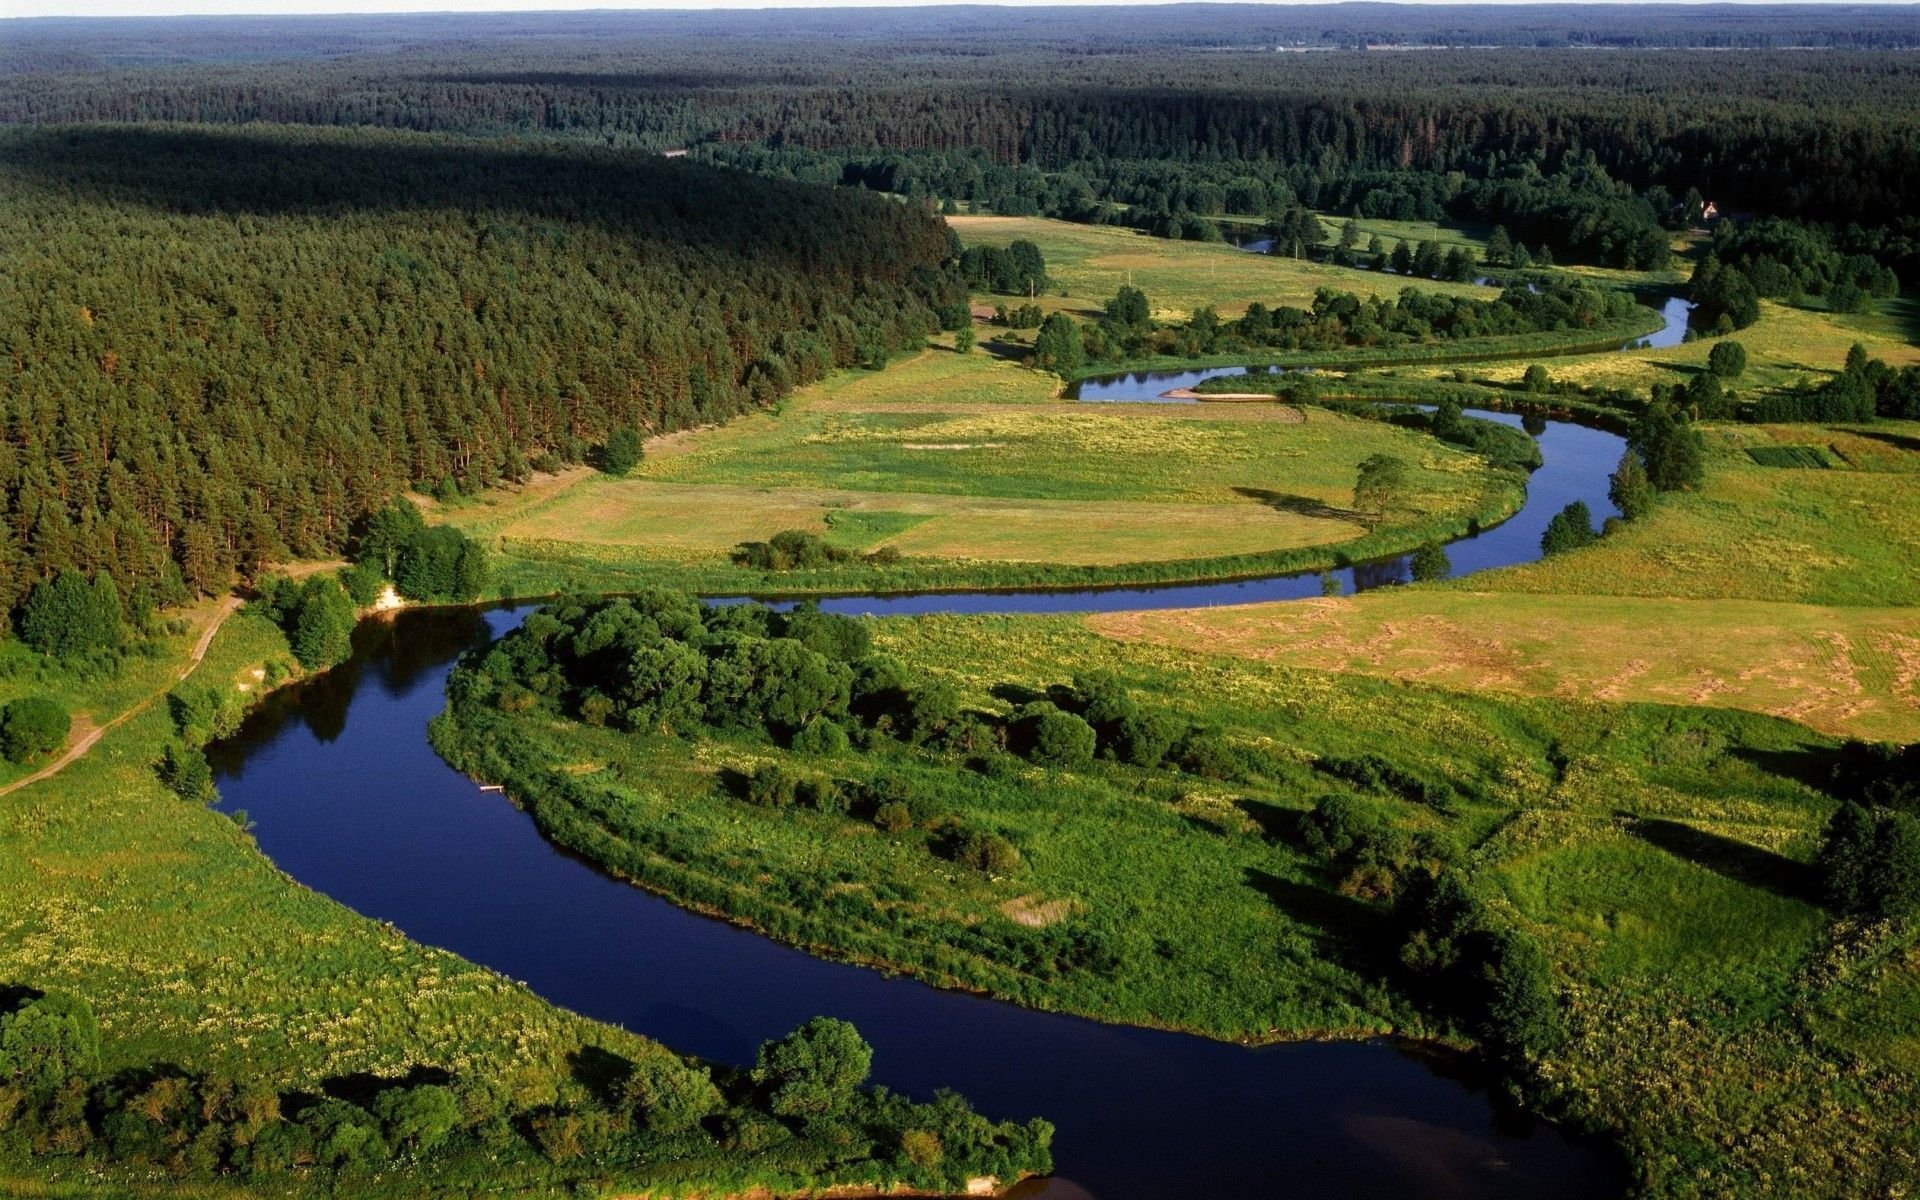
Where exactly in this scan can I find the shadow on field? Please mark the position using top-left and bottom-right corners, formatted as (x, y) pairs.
(1627, 818), (1821, 903)
(1853, 427), (1920, 455)
(1728, 744), (1842, 793)
(1244, 868), (1390, 945)
(1231, 487), (1364, 522)
(1234, 798), (1298, 842)
(322, 1064), (453, 1108)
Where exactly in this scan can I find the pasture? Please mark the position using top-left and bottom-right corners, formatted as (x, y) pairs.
(949, 215), (1493, 320)
(459, 348), (1517, 584)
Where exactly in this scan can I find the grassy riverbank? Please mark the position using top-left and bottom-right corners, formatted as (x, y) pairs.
(435, 600), (1919, 1197)
(0, 609), (1050, 1198)
(1093, 418), (1920, 741)
(445, 348), (1526, 599)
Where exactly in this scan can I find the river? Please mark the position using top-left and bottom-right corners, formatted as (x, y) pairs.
(208, 391), (1635, 1198)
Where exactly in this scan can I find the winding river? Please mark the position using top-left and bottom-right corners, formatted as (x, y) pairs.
(206, 370), (1661, 1198)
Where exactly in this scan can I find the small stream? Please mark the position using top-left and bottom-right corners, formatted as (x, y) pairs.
(208, 389), (1636, 1198)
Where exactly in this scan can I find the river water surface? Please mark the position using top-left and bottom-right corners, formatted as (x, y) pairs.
(209, 392), (1634, 1198)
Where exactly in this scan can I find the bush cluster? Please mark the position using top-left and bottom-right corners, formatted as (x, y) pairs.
(732, 529), (901, 572)
(0, 990), (1051, 1192)
(353, 498), (488, 603)
(1818, 740), (1920, 919)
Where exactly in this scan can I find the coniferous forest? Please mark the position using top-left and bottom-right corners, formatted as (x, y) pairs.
(0, 125), (960, 610)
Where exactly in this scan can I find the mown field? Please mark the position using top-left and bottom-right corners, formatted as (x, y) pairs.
(450, 348), (1521, 594)
(1093, 419), (1920, 741)
(438, 606), (1919, 1197)
(948, 215), (1493, 320)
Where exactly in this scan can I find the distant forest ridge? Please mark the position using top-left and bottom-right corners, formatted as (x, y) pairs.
(8, 3), (1920, 69)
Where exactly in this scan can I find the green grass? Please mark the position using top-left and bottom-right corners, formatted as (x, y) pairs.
(1461, 420), (1920, 608)
(436, 606), (1920, 1197)
(446, 348), (1526, 597)
(1746, 445), (1834, 469)
(950, 214), (1493, 320)
(0, 612), (1038, 1198)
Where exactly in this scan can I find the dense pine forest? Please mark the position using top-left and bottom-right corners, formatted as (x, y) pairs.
(0, 125), (959, 611)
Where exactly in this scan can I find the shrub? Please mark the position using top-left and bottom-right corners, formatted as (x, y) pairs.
(731, 530), (855, 572)
(746, 764), (801, 808)
(372, 1085), (459, 1155)
(20, 570), (125, 660)
(1540, 501), (1597, 556)
(753, 1018), (873, 1119)
(873, 801), (912, 833)
(797, 773), (844, 814)
(1108, 709), (1185, 769)
(1408, 541), (1450, 582)
(601, 427), (645, 476)
(0, 697), (68, 764)
(1707, 339), (1748, 379)
(159, 741), (217, 805)
(1015, 704), (1095, 769)
(954, 829), (1022, 875)
(900, 681), (962, 745)
(791, 717), (852, 756)
(623, 1057), (722, 1136)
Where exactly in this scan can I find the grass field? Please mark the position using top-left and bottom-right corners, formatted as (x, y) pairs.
(1460, 421), (1920, 607)
(1091, 418), (1920, 741)
(1090, 593), (1919, 742)
(949, 215), (1493, 320)
(440, 606), (1920, 1197)
(451, 348), (1521, 591)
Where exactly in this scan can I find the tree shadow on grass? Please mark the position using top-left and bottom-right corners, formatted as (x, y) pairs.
(322, 1065), (453, 1108)
(1243, 867), (1397, 983)
(1852, 427), (1920, 455)
(1231, 486), (1364, 522)
(566, 1045), (636, 1107)
(1727, 744), (1841, 794)
(1627, 818), (1821, 903)
(1234, 798), (1299, 843)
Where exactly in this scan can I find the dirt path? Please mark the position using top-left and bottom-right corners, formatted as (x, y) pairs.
(0, 594), (243, 799)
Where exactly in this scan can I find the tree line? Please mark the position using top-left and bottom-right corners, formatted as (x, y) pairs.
(0, 986), (1051, 1193)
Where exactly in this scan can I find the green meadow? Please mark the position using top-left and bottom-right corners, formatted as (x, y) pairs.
(437, 604), (1920, 1198)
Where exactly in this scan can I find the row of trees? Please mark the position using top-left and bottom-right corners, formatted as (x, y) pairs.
(1023, 276), (1643, 378)
(0, 987), (1048, 1192)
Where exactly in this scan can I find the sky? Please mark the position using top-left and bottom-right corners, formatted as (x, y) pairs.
(3, 0), (1868, 18)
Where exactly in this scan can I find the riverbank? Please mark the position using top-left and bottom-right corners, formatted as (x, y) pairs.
(447, 352), (1547, 603)
(0, 605), (1053, 1200)
(417, 596), (1898, 1198)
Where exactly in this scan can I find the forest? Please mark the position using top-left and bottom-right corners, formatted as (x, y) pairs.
(0, 124), (962, 613)
(8, 18), (1920, 249)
